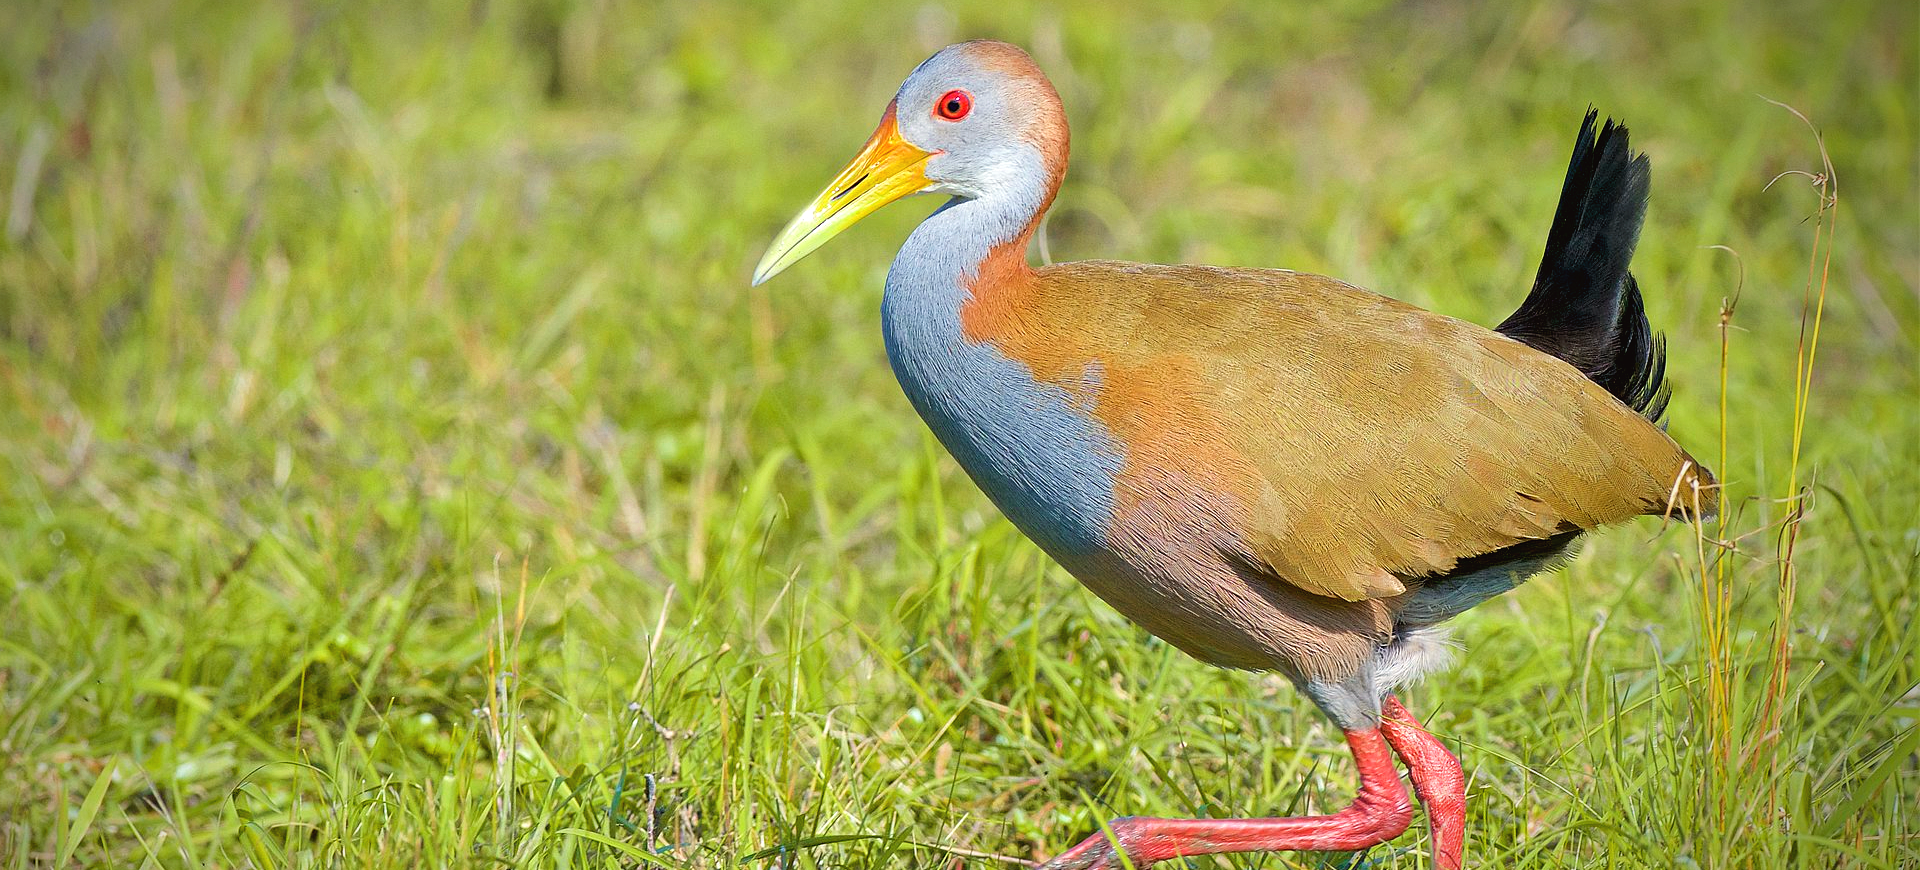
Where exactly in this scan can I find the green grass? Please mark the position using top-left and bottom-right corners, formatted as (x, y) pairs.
(2, 1), (1915, 867)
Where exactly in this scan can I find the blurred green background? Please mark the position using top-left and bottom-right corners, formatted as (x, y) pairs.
(1, 1), (1914, 867)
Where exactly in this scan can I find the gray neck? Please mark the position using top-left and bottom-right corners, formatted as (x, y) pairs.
(882, 147), (1050, 309)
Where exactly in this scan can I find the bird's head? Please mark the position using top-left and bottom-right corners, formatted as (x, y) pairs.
(752, 40), (1067, 285)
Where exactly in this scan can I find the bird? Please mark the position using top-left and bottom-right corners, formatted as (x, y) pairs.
(751, 40), (1716, 870)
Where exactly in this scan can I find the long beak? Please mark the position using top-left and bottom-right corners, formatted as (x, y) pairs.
(752, 102), (935, 285)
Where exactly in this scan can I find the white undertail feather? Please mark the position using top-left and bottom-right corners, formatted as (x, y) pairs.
(1375, 626), (1459, 692)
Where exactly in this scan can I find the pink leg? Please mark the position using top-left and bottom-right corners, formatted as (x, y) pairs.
(1036, 728), (1413, 869)
(1380, 695), (1466, 870)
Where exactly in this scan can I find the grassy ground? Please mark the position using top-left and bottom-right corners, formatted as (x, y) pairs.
(2, 1), (1916, 867)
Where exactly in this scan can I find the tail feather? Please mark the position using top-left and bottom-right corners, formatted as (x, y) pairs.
(1498, 109), (1671, 424)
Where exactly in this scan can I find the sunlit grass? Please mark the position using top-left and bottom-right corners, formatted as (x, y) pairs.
(1, 1), (1914, 868)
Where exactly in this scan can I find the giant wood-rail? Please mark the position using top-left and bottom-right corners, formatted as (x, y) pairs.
(752, 40), (1716, 869)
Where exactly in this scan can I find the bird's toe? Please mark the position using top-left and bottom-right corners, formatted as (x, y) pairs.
(1036, 817), (1155, 870)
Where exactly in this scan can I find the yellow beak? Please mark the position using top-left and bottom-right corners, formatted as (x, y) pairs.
(752, 102), (936, 285)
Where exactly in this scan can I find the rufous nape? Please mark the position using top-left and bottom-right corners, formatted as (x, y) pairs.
(752, 40), (1717, 869)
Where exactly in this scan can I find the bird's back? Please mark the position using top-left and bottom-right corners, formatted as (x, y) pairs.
(962, 260), (1715, 602)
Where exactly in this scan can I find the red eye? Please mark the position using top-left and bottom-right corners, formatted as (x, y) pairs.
(934, 90), (971, 121)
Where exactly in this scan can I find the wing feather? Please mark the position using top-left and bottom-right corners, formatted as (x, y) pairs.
(1027, 262), (1704, 601)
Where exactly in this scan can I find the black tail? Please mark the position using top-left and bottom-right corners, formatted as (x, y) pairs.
(1497, 109), (1670, 423)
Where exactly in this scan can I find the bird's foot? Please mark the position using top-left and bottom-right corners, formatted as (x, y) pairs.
(1380, 695), (1466, 869)
(1031, 816), (1160, 870)
(1034, 729), (1412, 869)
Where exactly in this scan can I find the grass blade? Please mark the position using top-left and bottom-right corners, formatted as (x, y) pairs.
(554, 828), (679, 867)
(55, 760), (113, 869)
